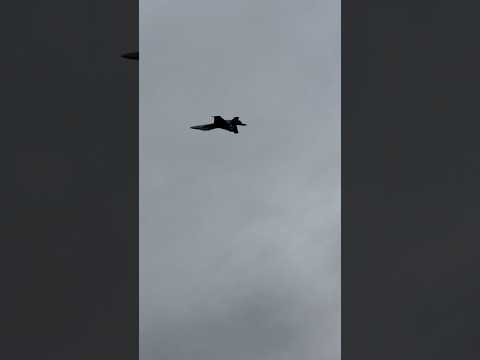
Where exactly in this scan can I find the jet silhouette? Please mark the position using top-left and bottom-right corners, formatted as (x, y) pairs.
(190, 116), (246, 134)
(121, 52), (138, 61)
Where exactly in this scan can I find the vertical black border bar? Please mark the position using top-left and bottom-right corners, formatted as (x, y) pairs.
(344, 1), (480, 359)
(4, 0), (138, 358)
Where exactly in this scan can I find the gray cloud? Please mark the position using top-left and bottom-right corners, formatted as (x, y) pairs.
(140, 0), (340, 359)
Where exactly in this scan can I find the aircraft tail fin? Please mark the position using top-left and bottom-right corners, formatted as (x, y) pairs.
(231, 116), (244, 125)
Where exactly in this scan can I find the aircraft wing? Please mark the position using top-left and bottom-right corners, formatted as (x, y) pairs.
(213, 116), (226, 126)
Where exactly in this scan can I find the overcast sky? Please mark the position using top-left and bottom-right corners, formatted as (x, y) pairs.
(140, 1), (340, 359)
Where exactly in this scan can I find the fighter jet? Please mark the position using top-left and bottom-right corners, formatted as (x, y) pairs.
(121, 52), (138, 61)
(190, 116), (247, 134)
